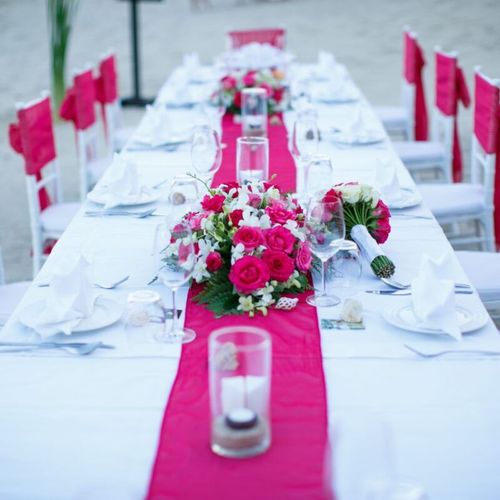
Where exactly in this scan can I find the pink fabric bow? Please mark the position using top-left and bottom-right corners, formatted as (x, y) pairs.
(59, 69), (96, 130)
(8, 97), (56, 211)
(435, 52), (471, 182)
(404, 32), (428, 141)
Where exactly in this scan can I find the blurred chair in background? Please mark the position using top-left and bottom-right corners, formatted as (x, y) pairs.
(375, 27), (428, 141)
(226, 27), (286, 50)
(8, 93), (80, 276)
(419, 68), (499, 251)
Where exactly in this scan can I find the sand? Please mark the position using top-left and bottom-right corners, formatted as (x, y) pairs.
(1, 0), (499, 281)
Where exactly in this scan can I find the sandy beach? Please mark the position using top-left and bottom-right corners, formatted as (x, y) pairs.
(1, 0), (499, 281)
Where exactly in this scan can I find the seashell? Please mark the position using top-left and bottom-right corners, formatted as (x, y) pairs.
(214, 342), (239, 371)
(170, 192), (186, 206)
(275, 297), (299, 311)
(341, 299), (363, 323)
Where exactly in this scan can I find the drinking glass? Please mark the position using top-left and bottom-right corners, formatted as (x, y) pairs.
(304, 154), (333, 200)
(236, 136), (269, 184)
(209, 326), (271, 458)
(190, 125), (222, 183)
(154, 221), (196, 343)
(241, 88), (268, 137)
(201, 101), (226, 137)
(327, 240), (362, 299)
(305, 197), (346, 307)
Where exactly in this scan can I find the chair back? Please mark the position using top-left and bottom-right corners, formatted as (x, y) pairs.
(226, 28), (286, 50)
(8, 93), (63, 275)
(402, 28), (428, 141)
(60, 67), (99, 199)
(471, 69), (500, 217)
(96, 52), (123, 157)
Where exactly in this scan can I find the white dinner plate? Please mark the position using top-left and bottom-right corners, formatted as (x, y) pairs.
(330, 130), (385, 146)
(383, 304), (488, 336)
(87, 189), (161, 207)
(19, 297), (122, 334)
(385, 188), (422, 209)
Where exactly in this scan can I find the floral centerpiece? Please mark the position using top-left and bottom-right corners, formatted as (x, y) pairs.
(170, 180), (312, 317)
(322, 183), (396, 278)
(214, 69), (286, 116)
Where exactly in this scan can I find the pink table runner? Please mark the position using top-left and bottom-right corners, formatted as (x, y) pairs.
(147, 116), (333, 499)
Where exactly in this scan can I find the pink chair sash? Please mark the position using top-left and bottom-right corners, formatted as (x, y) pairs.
(8, 97), (55, 211)
(435, 52), (471, 182)
(474, 72), (500, 247)
(95, 54), (118, 105)
(227, 28), (286, 50)
(59, 69), (96, 130)
(403, 31), (428, 141)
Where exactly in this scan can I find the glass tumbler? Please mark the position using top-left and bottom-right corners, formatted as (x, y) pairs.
(241, 88), (268, 137)
(209, 326), (272, 458)
(236, 136), (269, 184)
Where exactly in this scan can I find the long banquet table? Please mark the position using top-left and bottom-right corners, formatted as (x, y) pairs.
(1, 59), (500, 500)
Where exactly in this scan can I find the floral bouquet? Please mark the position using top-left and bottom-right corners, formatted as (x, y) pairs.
(322, 183), (396, 278)
(213, 69), (286, 116)
(172, 180), (312, 317)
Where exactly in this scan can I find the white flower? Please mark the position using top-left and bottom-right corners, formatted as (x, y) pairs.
(340, 184), (361, 204)
(231, 243), (245, 264)
(193, 257), (210, 283)
(201, 216), (215, 231)
(284, 219), (306, 242)
(239, 208), (271, 228)
(237, 295), (255, 312)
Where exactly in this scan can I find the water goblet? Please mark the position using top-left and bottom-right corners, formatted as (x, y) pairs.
(305, 196), (346, 307)
(154, 221), (196, 343)
(190, 125), (222, 184)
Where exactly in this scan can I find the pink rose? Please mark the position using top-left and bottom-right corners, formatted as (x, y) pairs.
(261, 250), (294, 282)
(233, 226), (265, 251)
(221, 75), (237, 90)
(374, 199), (391, 219)
(248, 193), (261, 208)
(201, 194), (225, 213)
(220, 181), (240, 197)
(229, 256), (270, 294)
(372, 218), (391, 244)
(295, 243), (312, 272)
(242, 71), (257, 87)
(265, 200), (296, 225)
(206, 251), (223, 272)
(272, 86), (284, 103)
(264, 226), (295, 254)
(178, 242), (191, 264)
(259, 82), (273, 97)
(186, 212), (206, 231)
(229, 209), (243, 227)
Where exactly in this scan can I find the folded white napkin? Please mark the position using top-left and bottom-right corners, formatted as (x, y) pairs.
(97, 154), (148, 209)
(20, 255), (98, 339)
(223, 42), (292, 70)
(135, 106), (185, 146)
(317, 50), (336, 71)
(183, 52), (200, 72)
(375, 159), (401, 204)
(411, 254), (461, 340)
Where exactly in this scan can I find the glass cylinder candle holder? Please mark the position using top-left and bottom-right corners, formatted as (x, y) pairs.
(209, 326), (272, 458)
(236, 136), (269, 184)
(241, 88), (268, 138)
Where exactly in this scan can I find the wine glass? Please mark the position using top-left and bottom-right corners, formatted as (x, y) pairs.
(304, 154), (333, 199)
(154, 221), (196, 343)
(291, 108), (320, 197)
(305, 196), (345, 307)
(190, 125), (222, 184)
(201, 100), (226, 136)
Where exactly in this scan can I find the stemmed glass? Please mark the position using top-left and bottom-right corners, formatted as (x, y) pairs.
(154, 221), (196, 343)
(305, 196), (346, 307)
(304, 154), (333, 199)
(291, 108), (320, 197)
(190, 125), (222, 184)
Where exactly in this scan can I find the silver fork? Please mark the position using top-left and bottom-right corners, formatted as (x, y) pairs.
(381, 277), (471, 290)
(38, 275), (130, 289)
(84, 208), (156, 218)
(404, 344), (500, 359)
(0, 341), (115, 356)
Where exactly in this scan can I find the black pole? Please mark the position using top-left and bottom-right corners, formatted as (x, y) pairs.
(122, 0), (154, 107)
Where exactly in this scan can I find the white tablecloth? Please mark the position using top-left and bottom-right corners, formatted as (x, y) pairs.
(1, 61), (499, 500)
